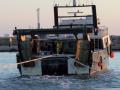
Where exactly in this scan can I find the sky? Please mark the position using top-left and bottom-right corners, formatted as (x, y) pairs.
(0, 0), (120, 36)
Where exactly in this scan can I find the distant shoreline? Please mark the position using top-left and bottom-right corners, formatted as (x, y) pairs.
(0, 50), (17, 52)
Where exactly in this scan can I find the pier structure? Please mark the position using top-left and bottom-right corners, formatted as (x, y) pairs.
(110, 35), (120, 50)
(0, 36), (18, 52)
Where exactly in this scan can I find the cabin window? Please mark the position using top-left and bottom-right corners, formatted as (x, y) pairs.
(99, 39), (103, 49)
(63, 40), (76, 54)
(91, 39), (103, 50)
(39, 41), (54, 52)
(95, 39), (99, 49)
(38, 40), (76, 55)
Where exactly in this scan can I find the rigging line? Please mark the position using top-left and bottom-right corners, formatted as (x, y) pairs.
(0, 55), (53, 67)
(0, 56), (98, 72)
(67, 56), (99, 72)
(74, 60), (98, 72)
(0, 54), (98, 72)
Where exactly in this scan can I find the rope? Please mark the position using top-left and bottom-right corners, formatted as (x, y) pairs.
(0, 54), (98, 73)
(74, 60), (98, 72)
(17, 55), (53, 65)
(0, 55), (54, 68)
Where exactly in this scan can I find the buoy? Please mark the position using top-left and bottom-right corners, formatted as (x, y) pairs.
(98, 61), (102, 67)
(98, 56), (103, 70)
(110, 51), (114, 58)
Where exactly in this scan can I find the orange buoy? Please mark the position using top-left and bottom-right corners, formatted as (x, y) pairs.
(110, 51), (114, 58)
(98, 56), (103, 70)
(98, 61), (102, 67)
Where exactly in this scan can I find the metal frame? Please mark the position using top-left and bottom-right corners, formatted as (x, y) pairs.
(13, 27), (92, 35)
(54, 5), (98, 32)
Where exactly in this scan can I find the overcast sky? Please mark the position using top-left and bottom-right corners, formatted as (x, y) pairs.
(0, 0), (120, 36)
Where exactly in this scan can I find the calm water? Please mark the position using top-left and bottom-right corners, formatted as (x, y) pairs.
(0, 52), (120, 90)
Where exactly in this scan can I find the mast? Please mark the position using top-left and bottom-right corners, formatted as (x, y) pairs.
(37, 8), (40, 29)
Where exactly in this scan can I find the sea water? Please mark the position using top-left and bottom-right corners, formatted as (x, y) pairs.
(0, 52), (120, 90)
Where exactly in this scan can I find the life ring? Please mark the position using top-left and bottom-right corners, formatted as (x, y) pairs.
(98, 56), (103, 70)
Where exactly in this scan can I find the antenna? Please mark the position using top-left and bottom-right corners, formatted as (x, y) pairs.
(37, 8), (40, 29)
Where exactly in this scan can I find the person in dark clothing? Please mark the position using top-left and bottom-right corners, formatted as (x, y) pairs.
(52, 42), (56, 54)
(31, 36), (39, 55)
(88, 40), (94, 75)
(16, 54), (22, 76)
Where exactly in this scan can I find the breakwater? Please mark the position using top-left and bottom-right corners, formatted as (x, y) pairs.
(0, 37), (18, 52)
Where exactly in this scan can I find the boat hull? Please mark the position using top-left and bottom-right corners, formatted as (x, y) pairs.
(18, 52), (109, 76)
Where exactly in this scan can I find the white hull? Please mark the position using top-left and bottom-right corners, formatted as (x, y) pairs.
(20, 49), (109, 76)
(20, 57), (89, 76)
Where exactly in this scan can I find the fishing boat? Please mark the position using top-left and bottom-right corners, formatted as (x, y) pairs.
(13, 0), (112, 76)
